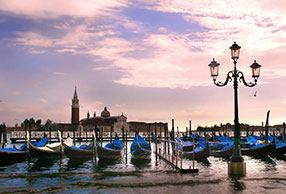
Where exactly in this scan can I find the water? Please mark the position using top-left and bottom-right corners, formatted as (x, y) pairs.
(0, 142), (286, 193)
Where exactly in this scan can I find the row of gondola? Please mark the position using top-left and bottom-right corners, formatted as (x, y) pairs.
(175, 134), (286, 160)
(0, 132), (152, 162)
(2, 131), (285, 163)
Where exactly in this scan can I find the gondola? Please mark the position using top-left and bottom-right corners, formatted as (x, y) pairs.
(0, 136), (48, 161)
(240, 136), (276, 156)
(29, 141), (62, 159)
(183, 142), (210, 160)
(241, 143), (275, 156)
(28, 131), (62, 159)
(211, 144), (233, 159)
(176, 138), (194, 152)
(97, 137), (123, 160)
(271, 143), (286, 156)
(63, 137), (94, 160)
(131, 133), (151, 159)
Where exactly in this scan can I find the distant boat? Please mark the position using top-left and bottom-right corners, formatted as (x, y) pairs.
(272, 143), (286, 156)
(0, 137), (48, 161)
(131, 134), (151, 159)
(211, 144), (234, 159)
(63, 137), (94, 160)
(241, 143), (275, 156)
(183, 142), (210, 160)
(175, 138), (194, 152)
(97, 137), (123, 160)
(240, 136), (275, 156)
(210, 136), (234, 158)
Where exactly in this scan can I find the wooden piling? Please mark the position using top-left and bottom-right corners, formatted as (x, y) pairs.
(0, 124), (2, 144)
(171, 119), (175, 140)
(86, 127), (88, 144)
(189, 120), (192, 137)
(1, 124), (7, 149)
(265, 110), (270, 144)
(110, 126), (113, 143)
(122, 126), (125, 144)
(185, 127), (188, 139)
(164, 124), (167, 156)
(155, 122), (158, 165)
(79, 127), (81, 145)
(73, 124), (76, 146)
(125, 129), (128, 163)
(100, 127), (103, 147)
(283, 122), (285, 140)
(148, 124), (150, 144)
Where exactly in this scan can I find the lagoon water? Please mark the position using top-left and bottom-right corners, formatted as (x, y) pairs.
(0, 142), (286, 193)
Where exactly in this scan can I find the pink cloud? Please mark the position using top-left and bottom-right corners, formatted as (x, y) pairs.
(0, 0), (128, 18)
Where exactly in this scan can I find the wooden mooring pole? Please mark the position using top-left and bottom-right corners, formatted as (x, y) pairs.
(189, 120), (192, 137)
(73, 124), (76, 146)
(125, 129), (128, 164)
(86, 127), (88, 144)
(283, 122), (285, 140)
(155, 122), (158, 166)
(265, 110), (270, 144)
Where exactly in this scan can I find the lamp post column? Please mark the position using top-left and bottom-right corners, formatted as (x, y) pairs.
(208, 42), (261, 176)
(231, 61), (243, 163)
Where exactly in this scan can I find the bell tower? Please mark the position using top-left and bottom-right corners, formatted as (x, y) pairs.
(71, 87), (80, 124)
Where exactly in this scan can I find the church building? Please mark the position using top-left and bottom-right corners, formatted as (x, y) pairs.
(53, 87), (129, 133)
(52, 87), (167, 135)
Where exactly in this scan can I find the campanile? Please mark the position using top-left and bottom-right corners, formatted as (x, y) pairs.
(71, 87), (79, 124)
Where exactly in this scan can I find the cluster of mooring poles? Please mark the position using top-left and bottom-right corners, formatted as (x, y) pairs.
(153, 119), (198, 173)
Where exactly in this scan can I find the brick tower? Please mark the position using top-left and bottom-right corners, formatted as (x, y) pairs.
(71, 87), (79, 124)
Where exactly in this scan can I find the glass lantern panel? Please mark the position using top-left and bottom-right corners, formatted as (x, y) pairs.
(252, 67), (260, 77)
(231, 49), (240, 59)
(210, 66), (219, 77)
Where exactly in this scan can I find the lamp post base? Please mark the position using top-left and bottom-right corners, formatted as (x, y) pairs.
(228, 162), (246, 176)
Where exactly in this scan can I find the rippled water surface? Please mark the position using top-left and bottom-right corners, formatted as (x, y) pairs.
(0, 142), (286, 193)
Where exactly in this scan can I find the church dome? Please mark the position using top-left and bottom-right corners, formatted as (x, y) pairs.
(101, 107), (110, 117)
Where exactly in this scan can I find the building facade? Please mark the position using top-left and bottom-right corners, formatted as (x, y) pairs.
(79, 107), (129, 133)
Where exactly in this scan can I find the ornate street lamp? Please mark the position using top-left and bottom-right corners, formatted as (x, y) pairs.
(208, 42), (261, 175)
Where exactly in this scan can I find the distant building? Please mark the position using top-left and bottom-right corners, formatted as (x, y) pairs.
(128, 121), (168, 136)
(80, 107), (128, 134)
(51, 87), (168, 135)
(52, 87), (129, 133)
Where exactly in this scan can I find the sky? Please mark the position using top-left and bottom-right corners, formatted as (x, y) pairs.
(0, 0), (286, 129)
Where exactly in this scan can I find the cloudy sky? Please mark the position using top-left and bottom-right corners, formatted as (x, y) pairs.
(0, 0), (285, 129)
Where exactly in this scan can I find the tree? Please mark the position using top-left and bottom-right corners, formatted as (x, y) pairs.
(35, 119), (42, 130)
(45, 119), (52, 131)
(28, 118), (35, 140)
(45, 119), (52, 143)
(23, 119), (29, 141)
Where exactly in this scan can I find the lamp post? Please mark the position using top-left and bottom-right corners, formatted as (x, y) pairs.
(208, 42), (261, 175)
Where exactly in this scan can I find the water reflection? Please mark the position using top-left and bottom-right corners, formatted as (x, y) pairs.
(252, 155), (275, 165)
(66, 158), (90, 170)
(271, 154), (286, 161)
(131, 157), (151, 169)
(196, 159), (211, 167)
(228, 177), (246, 192)
(0, 158), (28, 168)
(28, 158), (59, 172)
(97, 158), (121, 169)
